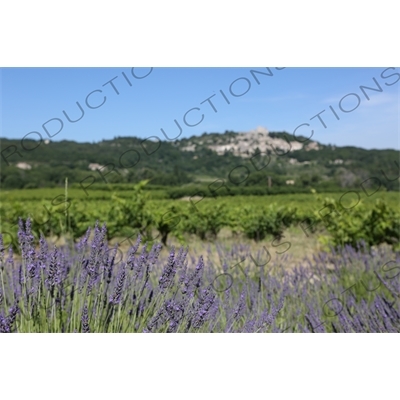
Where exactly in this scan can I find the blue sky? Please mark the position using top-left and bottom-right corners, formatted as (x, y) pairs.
(1, 67), (399, 149)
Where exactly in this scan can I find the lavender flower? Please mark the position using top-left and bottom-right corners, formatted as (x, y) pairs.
(87, 222), (107, 277)
(17, 218), (37, 279)
(147, 298), (185, 333)
(159, 248), (177, 291)
(0, 303), (19, 333)
(109, 263), (126, 305)
(256, 310), (275, 332)
(126, 235), (142, 272)
(242, 318), (257, 333)
(77, 227), (91, 253)
(38, 234), (48, 270)
(0, 315), (8, 333)
(0, 234), (4, 268)
(190, 286), (216, 330)
(46, 246), (61, 290)
(2, 218), (400, 333)
(231, 289), (246, 321)
(182, 256), (204, 295)
(81, 304), (90, 333)
(7, 246), (14, 269)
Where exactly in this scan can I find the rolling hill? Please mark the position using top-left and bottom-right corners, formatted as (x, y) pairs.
(1, 127), (399, 195)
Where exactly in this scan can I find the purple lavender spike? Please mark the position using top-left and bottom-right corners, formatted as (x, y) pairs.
(159, 247), (176, 291)
(126, 235), (142, 271)
(109, 263), (126, 305)
(7, 246), (14, 269)
(0, 235), (4, 268)
(77, 227), (91, 253)
(81, 304), (90, 333)
(232, 289), (246, 322)
(186, 256), (204, 295)
(38, 234), (48, 270)
(136, 245), (150, 281)
(46, 246), (61, 291)
(242, 318), (257, 333)
(17, 218), (37, 280)
(191, 286), (216, 329)
(0, 303), (19, 333)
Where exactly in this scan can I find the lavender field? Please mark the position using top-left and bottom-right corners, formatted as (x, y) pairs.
(1, 218), (399, 333)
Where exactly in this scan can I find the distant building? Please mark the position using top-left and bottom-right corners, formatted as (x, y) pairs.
(305, 142), (319, 151)
(88, 163), (103, 171)
(16, 162), (32, 170)
(286, 180), (295, 185)
(329, 159), (343, 165)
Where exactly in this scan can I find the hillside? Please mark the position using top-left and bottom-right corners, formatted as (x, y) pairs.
(0, 127), (399, 195)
